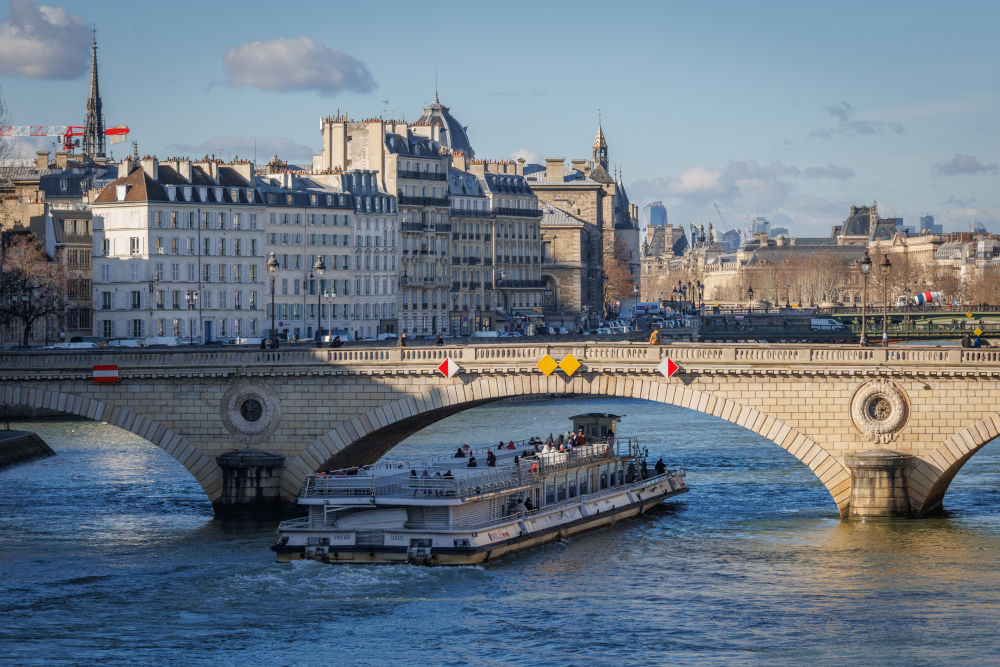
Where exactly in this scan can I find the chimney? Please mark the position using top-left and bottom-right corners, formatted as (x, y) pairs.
(516, 157), (525, 175)
(229, 161), (253, 184)
(141, 156), (158, 181)
(571, 159), (587, 174)
(55, 151), (69, 170)
(486, 161), (500, 175)
(452, 153), (468, 172)
(470, 162), (486, 179)
(35, 151), (50, 169)
(544, 157), (565, 182)
(584, 160), (592, 179)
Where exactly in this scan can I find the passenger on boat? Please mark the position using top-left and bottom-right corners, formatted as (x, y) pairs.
(533, 441), (543, 454)
(410, 469), (417, 477)
(557, 434), (565, 446)
(655, 458), (666, 475)
(577, 430), (586, 446)
(524, 497), (535, 511)
(467, 456), (478, 467)
(443, 470), (454, 478)
(513, 455), (519, 467)
(454, 447), (466, 458)
(462, 444), (472, 456)
(545, 434), (554, 447)
(514, 499), (528, 514)
(486, 450), (497, 467)
(506, 440), (516, 450)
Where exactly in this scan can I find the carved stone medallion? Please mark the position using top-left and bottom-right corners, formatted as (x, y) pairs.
(850, 379), (908, 443)
(221, 382), (281, 444)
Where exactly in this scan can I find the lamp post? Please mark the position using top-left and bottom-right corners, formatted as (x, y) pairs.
(312, 255), (325, 343)
(880, 253), (891, 347)
(696, 280), (704, 313)
(747, 285), (754, 313)
(785, 283), (791, 308)
(184, 290), (198, 344)
(322, 285), (336, 347)
(902, 284), (911, 333)
(148, 271), (159, 338)
(267, 252), (279, 346)
(858, 249), (872, 346)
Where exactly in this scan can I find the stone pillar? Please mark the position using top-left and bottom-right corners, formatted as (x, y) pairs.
(845, 448), (914, 518)
(215, 450), (285, 516)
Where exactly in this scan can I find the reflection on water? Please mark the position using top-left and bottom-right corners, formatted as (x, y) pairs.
(2, 396), (1000, 664)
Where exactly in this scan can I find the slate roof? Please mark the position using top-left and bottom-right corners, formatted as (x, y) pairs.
(414, 92), (475, 158)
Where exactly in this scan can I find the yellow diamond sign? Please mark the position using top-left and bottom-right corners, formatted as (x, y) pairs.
(559, 354), (581, 376)
(975, 327), (983, 337)
(967, 312), (974, 318)
(537, 354), (558, 376)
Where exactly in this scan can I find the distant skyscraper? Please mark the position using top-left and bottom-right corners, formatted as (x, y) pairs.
(920, 214), (943, 234)
(750, 216), (770, 236)
(648, 201), (667, 227)
(83, 35), (105, 158)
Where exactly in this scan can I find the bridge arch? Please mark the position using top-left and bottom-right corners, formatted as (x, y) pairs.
(2, 384), (222, 503)
(912, 415), (1000, 515)
(285, 373), (852, 514)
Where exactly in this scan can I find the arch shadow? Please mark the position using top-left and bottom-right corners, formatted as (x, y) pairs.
(914, 414), (1000, 515)
(284, 373), (852, 514)
(2, 384), (222, 504)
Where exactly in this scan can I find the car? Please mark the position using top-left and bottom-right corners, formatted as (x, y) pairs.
(107, 339), (142, 348)
(143, 336), (183, 347)
(322, 330), (355, 343)
(470, 330), (500, 338)
(376, 333), (398, 341)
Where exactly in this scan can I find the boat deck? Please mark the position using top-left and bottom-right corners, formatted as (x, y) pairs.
(301, 440), (640, 502)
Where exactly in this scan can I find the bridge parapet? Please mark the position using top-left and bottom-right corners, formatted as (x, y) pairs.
(0, 343), (989, 377)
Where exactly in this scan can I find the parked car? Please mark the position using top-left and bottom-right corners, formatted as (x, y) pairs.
(41, 342), (99, 350)
(107, 339), (142, 348)
(470, 330), (500, 338)
(810, 317), (846, 331)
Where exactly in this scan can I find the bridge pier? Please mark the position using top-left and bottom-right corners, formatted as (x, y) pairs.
(214, 450), (286, 516)
(845, 449), (915, 518)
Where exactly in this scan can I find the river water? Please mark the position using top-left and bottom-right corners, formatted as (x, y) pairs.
(2, 396), (1000, 665)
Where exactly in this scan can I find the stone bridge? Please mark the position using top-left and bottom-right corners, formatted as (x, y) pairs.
(3, 342), (1000, 518)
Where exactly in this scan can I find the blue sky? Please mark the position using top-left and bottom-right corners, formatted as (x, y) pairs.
(0, 0), (997, 237)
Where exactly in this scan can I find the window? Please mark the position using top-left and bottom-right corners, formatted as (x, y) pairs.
(132, 320), (143, 338)
(131, 291), (142, 309)
(101, 292), (112, 310)
(102, 239), (110, 256)
(130, 237), (140, 254)
(100, 264), (110, 283)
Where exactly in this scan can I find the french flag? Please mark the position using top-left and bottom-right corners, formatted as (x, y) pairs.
(92, 365), (119, 383)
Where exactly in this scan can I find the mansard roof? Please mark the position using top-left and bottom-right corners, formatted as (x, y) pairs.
(415, 92), (475, 158)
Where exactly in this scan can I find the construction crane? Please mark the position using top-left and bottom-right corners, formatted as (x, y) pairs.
(713, 202), (727, 228)
(0, 124), (129, 151)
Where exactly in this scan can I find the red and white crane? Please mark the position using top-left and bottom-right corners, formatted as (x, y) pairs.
(0, 124), (129, 151)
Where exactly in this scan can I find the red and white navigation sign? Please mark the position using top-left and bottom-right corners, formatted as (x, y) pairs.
(93, 364), (119, 383)
(657, 357), (679, 379)
(437, 357), (461, 378)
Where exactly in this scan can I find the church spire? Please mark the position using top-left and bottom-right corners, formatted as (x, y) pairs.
(83, 30), (105, 158)
(593, 109), (608, 171)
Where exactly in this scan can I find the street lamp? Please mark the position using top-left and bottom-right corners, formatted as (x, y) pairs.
(747, 285), (754, 313)
(267, 251), (279, 346)
(880, 253), (891, 347)
(312, 255), (325, 343)
(148, 272), (159, 338)
(184, 290), (198, 344)
(322, 285), (336, 347)
(902, 284), (911, 333)
(858, 250), (872, 346)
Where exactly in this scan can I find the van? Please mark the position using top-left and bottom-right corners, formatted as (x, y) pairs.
(470, 330), (500, 338)
(810, 318), (845, 331)
(322, 329), (354, 343)
(143, 336), (183, 347)
(107, 339), (142, 348)
(42, 342), (99, 350)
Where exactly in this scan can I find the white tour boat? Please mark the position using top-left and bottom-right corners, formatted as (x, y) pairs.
(271, 413), (687, 565)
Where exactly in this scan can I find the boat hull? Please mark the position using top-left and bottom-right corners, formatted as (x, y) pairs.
(272, 484), (687, 566)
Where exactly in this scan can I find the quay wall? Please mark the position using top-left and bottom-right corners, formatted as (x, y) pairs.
(0, 430), (55, 470)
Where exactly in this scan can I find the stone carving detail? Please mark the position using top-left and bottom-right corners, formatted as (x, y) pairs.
(221, 383), (281, 444)
(850, 379), (908, 443)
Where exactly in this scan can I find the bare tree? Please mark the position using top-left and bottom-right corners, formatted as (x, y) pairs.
(0, 233), (63, 347)
(605, 255), (636, 303)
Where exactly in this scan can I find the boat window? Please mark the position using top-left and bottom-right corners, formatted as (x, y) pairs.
(568, 472), (578, 499)
(557, 475), (567, 502)
(599, 465), (608, 490)
(545, 477), (555, 505)
(610, 465), (618, 487)
(579, 470), (590, 495)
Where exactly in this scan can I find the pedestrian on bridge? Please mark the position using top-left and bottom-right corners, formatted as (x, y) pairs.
(649, 329), (661, 345)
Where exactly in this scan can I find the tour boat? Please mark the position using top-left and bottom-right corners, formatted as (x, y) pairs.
(271, 413), (687, 565)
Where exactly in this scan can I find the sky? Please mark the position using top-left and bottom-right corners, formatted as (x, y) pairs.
(0, 0), (997, 237)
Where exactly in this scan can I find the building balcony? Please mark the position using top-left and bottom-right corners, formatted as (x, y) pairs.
(449, 209), (491, 219)
(397, 170), (447, 181)
(492, 207), (542, 218)
(398, 195), (449, 207)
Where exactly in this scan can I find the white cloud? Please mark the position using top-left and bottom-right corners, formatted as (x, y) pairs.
(511, 148), (543, 165)
(167, 135), (315, 163)
(222, 36), (375, 96)
(664, 166), (724, 196)
(0, 0), (89, 80)
(931, 153), (998, 176)
(811, 102), (904, 139)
